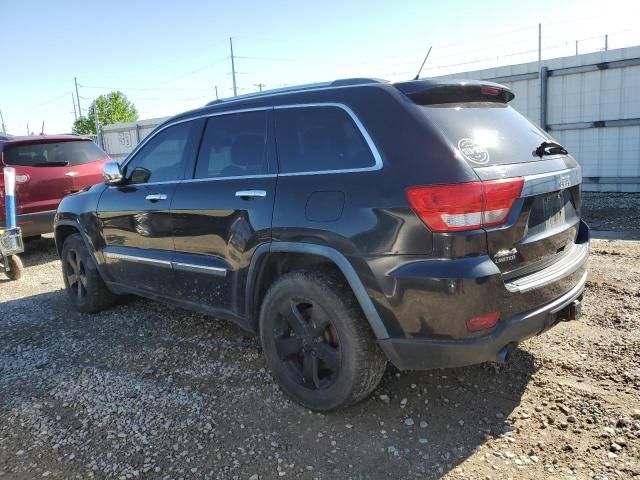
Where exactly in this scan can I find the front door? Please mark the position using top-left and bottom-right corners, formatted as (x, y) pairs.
(170, 109), (276, 320)
(96, 120), (202, 295)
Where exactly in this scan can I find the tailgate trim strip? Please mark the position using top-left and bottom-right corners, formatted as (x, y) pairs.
(521, 168), (582, 197)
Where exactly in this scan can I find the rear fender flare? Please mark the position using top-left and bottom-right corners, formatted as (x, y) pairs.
(247, 242), (390, 340)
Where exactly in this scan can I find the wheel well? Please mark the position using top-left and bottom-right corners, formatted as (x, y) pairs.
(55, 225), (80, 256)
(251, 252), (346, 331)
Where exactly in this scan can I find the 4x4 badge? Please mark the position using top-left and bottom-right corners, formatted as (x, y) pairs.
(458, 138), (490, 164)
(494, 248), (518, 264)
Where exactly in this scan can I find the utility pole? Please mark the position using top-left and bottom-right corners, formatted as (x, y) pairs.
(0, 109), (6, 135)
(40, 121), (45, 135)
(74, 77), (82, 118)
(71, 93), (78, 121)
(26, 123), (30, 135)
(229, 37), (237, 97)
(605, 34), (609, 51)
(538, 23), (542, 65)
(255, 83), (265, 92)
(215, 85), (219, 100)
(94, 103), (101, 147)
(575, 40), (579, 56)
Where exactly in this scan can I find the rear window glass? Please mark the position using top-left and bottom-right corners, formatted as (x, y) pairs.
(195, 111), (268, 179)
(419, 103), (555, 165)
(275, 106), (375, 173)
(3, 141), (106, 167)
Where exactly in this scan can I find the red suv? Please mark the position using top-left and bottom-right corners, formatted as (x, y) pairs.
(0, 135), (110, 237)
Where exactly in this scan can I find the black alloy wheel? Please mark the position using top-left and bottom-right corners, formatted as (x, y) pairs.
(61, 233), (116, 313)
(273, 298), (342, 390)
(65, 248), (88, 300)
(260, 270), (387, 411)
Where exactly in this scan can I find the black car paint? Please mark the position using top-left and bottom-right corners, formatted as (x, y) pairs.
(55, 79), (588, 370)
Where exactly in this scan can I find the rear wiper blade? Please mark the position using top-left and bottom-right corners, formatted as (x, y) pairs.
(534, 141), (568, 158)
(32, 161), (69, 166)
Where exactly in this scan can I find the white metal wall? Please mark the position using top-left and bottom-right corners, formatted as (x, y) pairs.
(434, 46), (640, 192)
(102, 117), (169, 162)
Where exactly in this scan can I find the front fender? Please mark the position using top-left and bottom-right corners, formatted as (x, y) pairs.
(54, 184), (108, 272)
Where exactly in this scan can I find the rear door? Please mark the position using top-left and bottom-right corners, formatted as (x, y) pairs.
(96, 120), (203, 295)
(170, 108), (276, 319)
(417, 98), (584, 279)
(2, 139), (109, 215)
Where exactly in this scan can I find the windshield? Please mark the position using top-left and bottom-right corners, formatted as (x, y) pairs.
(419, 102), (558, 165)
(3, 140), (107, 167)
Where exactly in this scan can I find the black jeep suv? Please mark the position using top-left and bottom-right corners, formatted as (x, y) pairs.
(55, 78), (589, 410)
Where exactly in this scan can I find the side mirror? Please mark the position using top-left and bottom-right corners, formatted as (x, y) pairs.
(103, 160), (124, 186)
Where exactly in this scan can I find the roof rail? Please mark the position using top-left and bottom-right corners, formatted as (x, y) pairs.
(205, 78), (386, 106)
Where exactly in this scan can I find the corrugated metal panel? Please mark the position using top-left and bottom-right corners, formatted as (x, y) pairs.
(102, 117), (169, 161)
(434, 46), (640, 192)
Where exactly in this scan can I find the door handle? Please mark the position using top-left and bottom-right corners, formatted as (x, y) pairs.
(145, 193), (167, 202)
(235, 190), (267, 200)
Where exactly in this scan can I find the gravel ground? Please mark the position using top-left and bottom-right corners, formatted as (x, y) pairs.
(1, 196), (639, 479)
(582, 192), (640, 232)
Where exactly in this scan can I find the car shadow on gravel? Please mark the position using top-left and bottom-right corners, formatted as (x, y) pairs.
(19, 235), (59, 267)
(311, 347), (541, 477)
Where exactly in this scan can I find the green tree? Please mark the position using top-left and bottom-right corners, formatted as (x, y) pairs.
(72, 91), (138, 134)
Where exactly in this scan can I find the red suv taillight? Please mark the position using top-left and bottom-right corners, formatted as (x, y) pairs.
(405, 178), (524, 232)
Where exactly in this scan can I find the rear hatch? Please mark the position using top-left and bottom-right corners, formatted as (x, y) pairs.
(1, 139), (109, 216)
(399, 80), (584, 283)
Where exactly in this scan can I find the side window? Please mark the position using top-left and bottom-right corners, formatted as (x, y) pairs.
(195, 110), (268, 179)
(126, 122), (193, 184)
(275, 106), (376, 174)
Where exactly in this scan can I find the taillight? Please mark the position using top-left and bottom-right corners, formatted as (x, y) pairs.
(405, 177), (524, 232)
(466, 312), (500, 332)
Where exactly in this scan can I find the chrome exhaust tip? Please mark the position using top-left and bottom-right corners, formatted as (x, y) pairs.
(496, 343), (517, 364)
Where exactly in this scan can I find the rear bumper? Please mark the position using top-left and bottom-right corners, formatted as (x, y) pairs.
(0, 210), (56, 237)
(366, 220), (590, 370)
(378, 270), (586, 369)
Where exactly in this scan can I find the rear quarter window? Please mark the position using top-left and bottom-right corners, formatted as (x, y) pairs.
(275, 106), (376, 174)
(3, 141), (107, 166)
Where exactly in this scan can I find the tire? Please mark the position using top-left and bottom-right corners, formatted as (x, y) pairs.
(5, 255), (23, 281)
(259, 270), (387, 411)
(61, 233), (116, 313)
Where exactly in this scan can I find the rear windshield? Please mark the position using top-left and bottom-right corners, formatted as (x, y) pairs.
(3, 140), (107, 167)
(419, 102), (556, 165)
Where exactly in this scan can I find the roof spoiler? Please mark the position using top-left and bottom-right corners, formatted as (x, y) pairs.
(394, 79), (515, 105)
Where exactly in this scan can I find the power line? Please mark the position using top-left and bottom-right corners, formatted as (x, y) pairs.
(79, 84), (211, 92)
(235, 55), (296, 62)
(22, 91), (71, 112)
(153, 56), (229, 86)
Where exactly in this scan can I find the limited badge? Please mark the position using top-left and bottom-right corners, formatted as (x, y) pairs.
(458, 138), (490, 165)
(494, 248), (518, 264)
